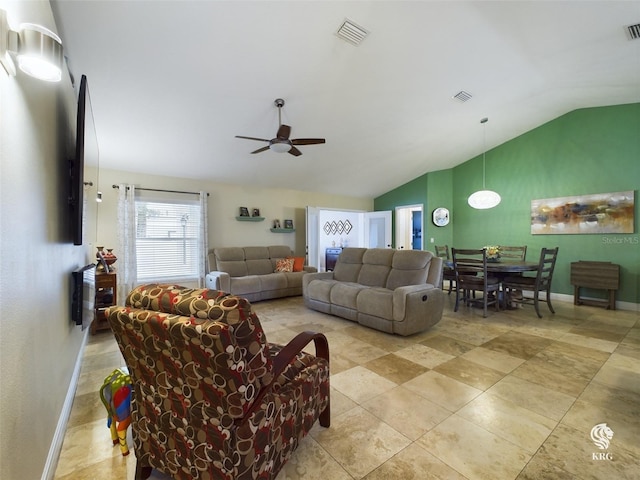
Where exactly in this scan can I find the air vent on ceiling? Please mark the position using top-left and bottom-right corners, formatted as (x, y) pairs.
(626, 23), (640, 40)
(453, 91), (473, 103)
(336, 19), (369, 46)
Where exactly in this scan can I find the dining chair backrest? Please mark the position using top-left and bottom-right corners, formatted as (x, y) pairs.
(451, 248), (488, 278)
(498, 245), (527, 261)
(435, 245), (450, 260)
(502, 247), (559, 318)
(451, 247), (501, 317)
(535, 247), (559, 289)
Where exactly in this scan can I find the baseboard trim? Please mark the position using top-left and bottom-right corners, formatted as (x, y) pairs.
(41, 326), (90, 480)
(551, 292), (639, 312)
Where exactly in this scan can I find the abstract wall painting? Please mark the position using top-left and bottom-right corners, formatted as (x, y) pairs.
(531, 191), (635, 235)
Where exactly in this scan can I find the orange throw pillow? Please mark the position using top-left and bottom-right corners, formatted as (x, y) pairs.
(289, 256), (305, 272)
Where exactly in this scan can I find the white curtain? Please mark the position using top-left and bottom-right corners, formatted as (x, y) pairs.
(117, 184), (137, 304)
(198, 191), (209, 287)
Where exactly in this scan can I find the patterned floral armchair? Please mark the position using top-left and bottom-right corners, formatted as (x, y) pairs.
(106, 284), (330, 480)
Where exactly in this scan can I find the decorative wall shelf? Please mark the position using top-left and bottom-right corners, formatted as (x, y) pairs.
(270, 228), (296, 233)
(236, 216), (265, 222)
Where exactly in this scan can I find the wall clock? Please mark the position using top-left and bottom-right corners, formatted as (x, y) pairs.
(432, 207), (450, 227)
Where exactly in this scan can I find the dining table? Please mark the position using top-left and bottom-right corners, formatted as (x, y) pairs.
(443, 259), (540, 310)
(444, 259), (539, 275)
(485, 260), (539, 275)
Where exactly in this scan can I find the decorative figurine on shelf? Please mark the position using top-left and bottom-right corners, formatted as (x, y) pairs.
(99, 367), (133, 456)
(96, 246), (117, 272)
(252, 208), (261, 217)
(273, 219), (281, 229)
(239, 207), (250, 217)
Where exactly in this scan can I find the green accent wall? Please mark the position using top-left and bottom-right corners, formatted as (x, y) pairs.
(375, 104), (639, 304)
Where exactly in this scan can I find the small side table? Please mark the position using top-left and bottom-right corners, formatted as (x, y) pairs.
(92, 272), (117, 334)
(570, 261), (619, 310)
(325, 247), (342, 272)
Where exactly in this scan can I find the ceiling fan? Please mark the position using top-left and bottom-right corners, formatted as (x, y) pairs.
(236, 98), (325, 156)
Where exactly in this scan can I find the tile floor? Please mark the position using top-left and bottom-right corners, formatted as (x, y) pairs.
(53, 293), (639, 480)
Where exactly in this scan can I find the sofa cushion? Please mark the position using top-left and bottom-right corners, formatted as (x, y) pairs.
(357, 287), (393, 320)
(386, 250), (431, 290)
(244, 246), (270, 260)
(357, 248), (394, 287)
(283, 271), (305, 289)
(330, 282), (366, 309)
(247, 258), (274, 275)
(259, 273), (288, 291)
(332, 248), (366, 282)
(215, 247), (248, 277)
(268, 245), (292, 259)
(217, 260), (248, 277)
(306, 279), (336, 303)
(230, 276), (262, 295)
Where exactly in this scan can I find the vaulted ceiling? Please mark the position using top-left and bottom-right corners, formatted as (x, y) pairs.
(50, 1), (640, 198)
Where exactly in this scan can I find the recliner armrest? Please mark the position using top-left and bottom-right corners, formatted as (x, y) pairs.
(302, 271), (334, 292)
(392, 283), (443, 321)
(240, 330), (330, 428)
(205, 271), (231, 293)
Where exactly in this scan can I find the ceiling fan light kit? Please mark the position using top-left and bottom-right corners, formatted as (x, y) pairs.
(269, 140), (291, 153)
(236, 98), (325, 156)
(468, 117), (501, 210)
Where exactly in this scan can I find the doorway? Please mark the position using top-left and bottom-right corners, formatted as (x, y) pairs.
(306, 207), (392, 270)
(395, 204), (423, 250)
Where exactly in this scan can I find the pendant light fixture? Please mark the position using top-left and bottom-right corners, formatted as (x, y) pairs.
(468, 117), (501, 209)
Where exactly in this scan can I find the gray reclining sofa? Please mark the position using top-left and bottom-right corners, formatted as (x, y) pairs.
(205, 245), (316, 302)
(303, 247), (445, 336)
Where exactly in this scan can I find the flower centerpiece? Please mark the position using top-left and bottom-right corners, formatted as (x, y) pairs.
(484, 245), (500, 262)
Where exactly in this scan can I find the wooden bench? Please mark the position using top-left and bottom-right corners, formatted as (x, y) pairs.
(570, 261), (619, 310)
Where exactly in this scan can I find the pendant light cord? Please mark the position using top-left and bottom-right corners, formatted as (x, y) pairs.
(481, 117), (488, 189)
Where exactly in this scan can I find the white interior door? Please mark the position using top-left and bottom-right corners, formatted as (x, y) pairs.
(395, 205), (423, 250)
(364, 211), (392, 248)
(305, 206), (320, 269)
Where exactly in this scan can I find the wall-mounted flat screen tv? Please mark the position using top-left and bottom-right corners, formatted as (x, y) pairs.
(70, 74), (98, 245)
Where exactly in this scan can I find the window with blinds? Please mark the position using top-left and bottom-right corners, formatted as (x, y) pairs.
(135, 195), (202, 283)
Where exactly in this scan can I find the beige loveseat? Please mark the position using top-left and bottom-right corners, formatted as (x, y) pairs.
(206, 245), (317, 302)
(303, 247), (445, 336)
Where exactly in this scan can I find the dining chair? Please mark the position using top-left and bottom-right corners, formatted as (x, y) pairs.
(435, 245), (456, 294)
(498, 245), (528, 261)
(502, 247), (559, 318)
(451, 248), (501, 318)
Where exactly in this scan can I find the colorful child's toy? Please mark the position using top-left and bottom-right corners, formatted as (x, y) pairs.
(99, 367), (132, 456)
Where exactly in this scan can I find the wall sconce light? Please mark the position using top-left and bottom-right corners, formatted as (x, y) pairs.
(0, 9), (63, 82)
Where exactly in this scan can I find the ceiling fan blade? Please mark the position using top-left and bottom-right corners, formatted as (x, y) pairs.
(277, 124), (291, 139)
(291, 138), (326, 146)
(250, 146), (271, 154)
(288, 146), (302, 156)
(236, 135), (270, 142)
